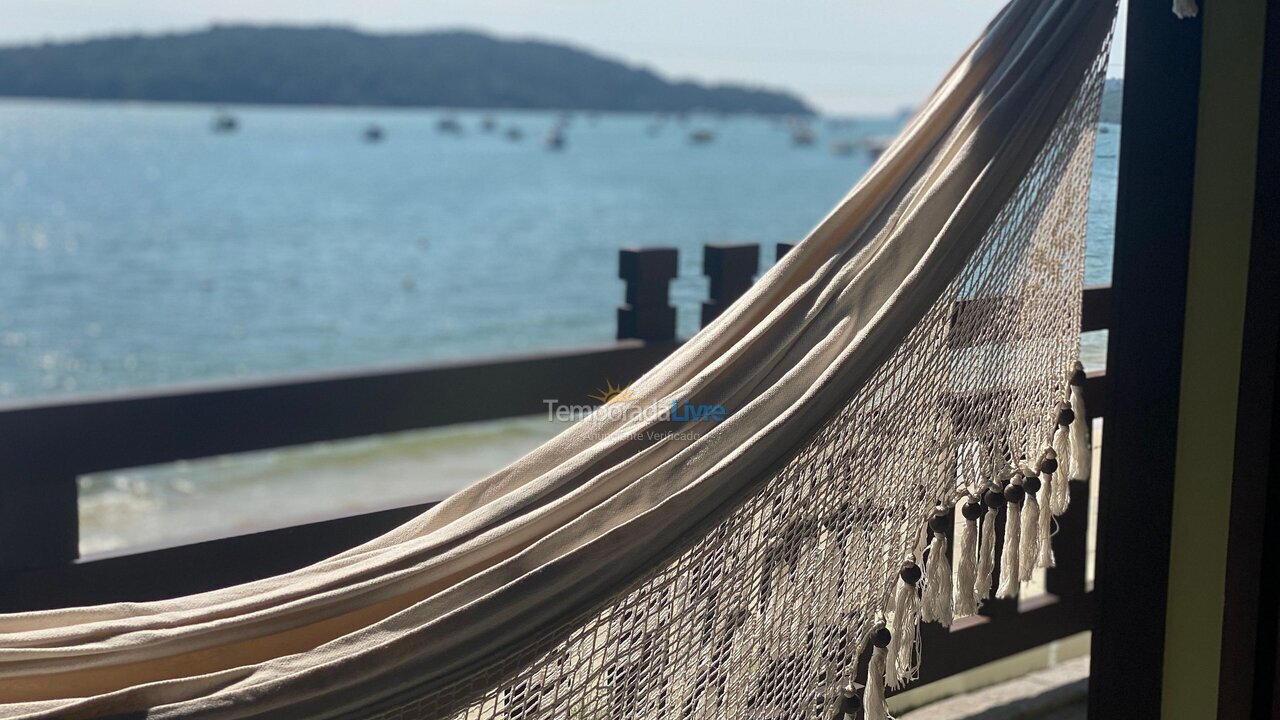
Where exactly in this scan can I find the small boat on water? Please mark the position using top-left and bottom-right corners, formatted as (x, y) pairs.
(363, 124), (385, 143)
(791, 127), (816, 146)
(437, 117), (463, 134)
(688, 129), (716, 145)
(545, 126), (567, 151)
(480, 116), (496, 132)
(831, 140), (856, 156)
(211, 112), (238, 133)
(505, 126), (525, 141)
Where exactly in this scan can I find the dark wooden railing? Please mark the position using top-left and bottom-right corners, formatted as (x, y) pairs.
(0, 261), (1111, 694)
(0, 341), (679, 579)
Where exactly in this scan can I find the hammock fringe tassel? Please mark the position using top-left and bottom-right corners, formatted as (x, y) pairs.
(1037, 450), (1058, 568)
(996, 479), (1023, 599)
(1018, 471), (1042, 582)
(862, 627), (891, 720)
(1069, 362), (1091, 480)
(1051, 403), (1074, 516)
(975, 492), (1002, 602)
(860, 365), (1088, 715)
(887, 562), (922, 689)
(921, 508), (953, 627)
(953, 499), (984, 618)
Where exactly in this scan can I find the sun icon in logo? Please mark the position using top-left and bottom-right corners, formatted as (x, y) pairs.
(588, 379), (635, 405)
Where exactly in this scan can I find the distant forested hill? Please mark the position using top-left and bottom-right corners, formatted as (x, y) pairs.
(0, 26), (813, 115)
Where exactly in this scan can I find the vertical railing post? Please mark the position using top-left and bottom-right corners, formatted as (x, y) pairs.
(1045, 479), (1090, 600)
(617, 247), (678, 342)
(700, 243), (759, 327)
(0, 477), (78, 570)
(1089, 1), (1203, 715)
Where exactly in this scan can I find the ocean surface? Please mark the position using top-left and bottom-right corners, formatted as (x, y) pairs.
(0, 99), (1118, 551)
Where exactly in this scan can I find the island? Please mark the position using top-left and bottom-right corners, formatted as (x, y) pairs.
(0, 26), (814, 115)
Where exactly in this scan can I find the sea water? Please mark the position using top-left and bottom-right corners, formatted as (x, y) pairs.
(0, 99), (1118, 551)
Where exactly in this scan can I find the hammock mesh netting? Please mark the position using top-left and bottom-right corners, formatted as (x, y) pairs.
(374, 32), (1108, 720)
(0, 0), (1113, 718)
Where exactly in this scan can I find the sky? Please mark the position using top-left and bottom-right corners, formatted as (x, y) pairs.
(0, 1), (1127, 115)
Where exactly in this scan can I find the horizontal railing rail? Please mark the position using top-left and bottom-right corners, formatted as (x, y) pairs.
(0, 283), (1112, 700)
(0, 340), (679, 570)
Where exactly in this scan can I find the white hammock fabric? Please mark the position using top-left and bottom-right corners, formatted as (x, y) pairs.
(0, 0), (1114, 717)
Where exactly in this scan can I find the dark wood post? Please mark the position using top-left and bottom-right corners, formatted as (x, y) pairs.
(0, 478), (78, 570)
(1044, 480), (1089, 601)
(1217, 2), (1280, 714)
(701, 243), (759, 327)
(617, 247), (678, 342)
(1089, 1), (1203, 715)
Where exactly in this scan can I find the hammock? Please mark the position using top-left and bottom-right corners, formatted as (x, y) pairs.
(0, 0), (1114, 717)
